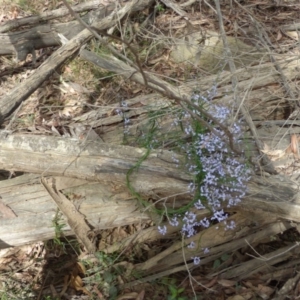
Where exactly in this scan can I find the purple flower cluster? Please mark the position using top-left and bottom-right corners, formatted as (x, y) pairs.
(115, 100), (130, 134)
(159, 88), (251, 265)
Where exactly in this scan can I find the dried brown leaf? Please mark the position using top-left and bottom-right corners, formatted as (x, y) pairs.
(218, 279), (237, 287)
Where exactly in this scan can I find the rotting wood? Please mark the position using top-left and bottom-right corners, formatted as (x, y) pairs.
(0, 28), (92, 122)
(0, 0), (152, 59)
(0, 133), (190, 193)
(0, 0), (299, 287)
(216, 242), (300, 280)
(79, 49), (298, 124)
(123, 219), (291, 286)
(135, 212), (281, 273)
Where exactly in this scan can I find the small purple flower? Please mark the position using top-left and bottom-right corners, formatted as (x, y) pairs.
(181, 223), (196, 237)
(203, 247), (210, 254)
(188, 182), (196, 193)
(158, 225), (167, 235)
(187, 241), (195, 249)
(199, 217), (210, 228)
(194, 200), (205, 210)
(159, 90), (250, 245)
(169, 216), (179, 227)
(192, 256), (201, 265)
(183, 211), (197, 224)
(211, 209), (228, 222)
(121, 100), (128, 107)
(225, 220), (236, 230)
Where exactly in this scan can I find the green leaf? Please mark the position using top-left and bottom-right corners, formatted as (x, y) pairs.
(103, 270), (113, 283)
(221, 253), (229, 262)
(169, 285), (177, 296)
(109, 285), (118, 298)
(213, 259), (221, 269)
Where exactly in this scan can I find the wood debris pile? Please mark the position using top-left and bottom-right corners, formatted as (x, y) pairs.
(1, 0), (300, 298)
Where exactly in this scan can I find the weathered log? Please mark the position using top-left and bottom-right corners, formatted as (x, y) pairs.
(123, 217), (292, 285)
(0, 133), (299, 215)
(0, 133), (190, 194)
(79, 49), (299, 125)
(0, 131), (299, 249)
(0, 4), (115, 60)
(0, 0), (153, 61)
(0, 174), (150, 248)
(0, 0), (108, 33)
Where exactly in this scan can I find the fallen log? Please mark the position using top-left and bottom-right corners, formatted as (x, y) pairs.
(0, 0), (109, 34)
(0, 173), (150, 248)
(0, 133), (190, 192)
(0, 131), (299, 250)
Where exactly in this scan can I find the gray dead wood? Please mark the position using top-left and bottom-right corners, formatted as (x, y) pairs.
(0, 174), (150, 249)
(0, 134), (299, 259)
(0, 133), (299, 216)
(216, 243), (300, 280)
(0, 0), (145, 123)
(78, 49), (299, 170)
(0, 29), (91, 122)
(0, 0), (153, 59)
(0, 0), (109, 33)
(79, 49), (299, 126)
(79, 48), (300, 174)
(124, 219), (291, 285)
(80, 49), (190, 102)
(159, 0), (188, 18)
(0, 133), (190, 196)
(41, 176), (96, 253)
(0, 5), (115, 60)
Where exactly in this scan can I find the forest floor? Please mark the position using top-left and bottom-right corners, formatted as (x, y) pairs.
(0, 0), (300, 299)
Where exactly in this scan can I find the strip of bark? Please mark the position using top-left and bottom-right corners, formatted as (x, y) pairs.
(41, 176), (96, 253)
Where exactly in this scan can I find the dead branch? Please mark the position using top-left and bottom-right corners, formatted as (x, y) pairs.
(125, 219), (290, 285)
(41, 176), (96, 253)
(0, 5), (115, 59)
(0, 0), (110, 33)
(0, 133), (190, 194)
(214, 0), (276, 173)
